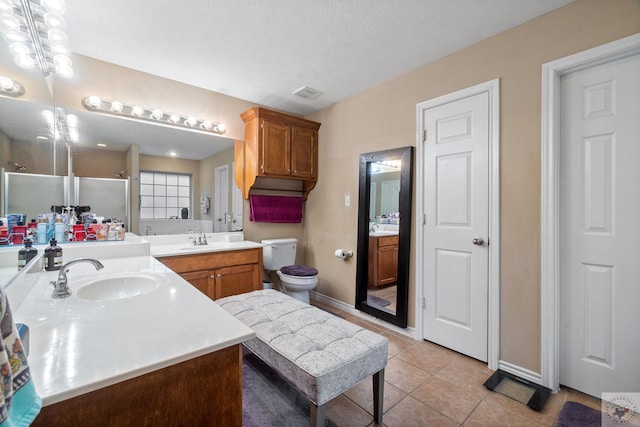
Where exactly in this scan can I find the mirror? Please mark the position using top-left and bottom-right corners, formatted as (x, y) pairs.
(0, 43), (238, 242)
(355, 146), (413, 328)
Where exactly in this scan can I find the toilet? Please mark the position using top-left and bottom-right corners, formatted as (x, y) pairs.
(261, 238), (318, 304)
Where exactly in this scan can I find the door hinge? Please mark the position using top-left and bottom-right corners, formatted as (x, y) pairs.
(423, 129), (427, 142)
(422, 296), (426, 309)
(423, 213), (426, 225)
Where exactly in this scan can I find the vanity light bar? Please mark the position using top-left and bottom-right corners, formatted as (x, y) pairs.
(82, 96), (227, 135)
(0, 76), (25, 97)
(42, 106), (79, 142)
(0, 0), (73, 78)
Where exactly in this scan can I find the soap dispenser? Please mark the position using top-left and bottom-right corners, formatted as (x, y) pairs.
(18, 239), (38, 270)
(44, 238), (63, 271)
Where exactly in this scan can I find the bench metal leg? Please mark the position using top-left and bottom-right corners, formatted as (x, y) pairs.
(310, 402), (326, 427)
(373, 369), (385, 424)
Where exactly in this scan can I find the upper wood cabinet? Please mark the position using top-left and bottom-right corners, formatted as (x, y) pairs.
(236, 107), (321, 200)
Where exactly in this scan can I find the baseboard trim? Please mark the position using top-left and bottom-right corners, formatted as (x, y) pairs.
(309, 290), (418, 340)
(498, 360), (543, 386)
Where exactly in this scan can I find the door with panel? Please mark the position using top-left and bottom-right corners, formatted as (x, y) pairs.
(214, 164), (229, 232)
(559, 53), (640, 397)
(422, 92), (489, 362)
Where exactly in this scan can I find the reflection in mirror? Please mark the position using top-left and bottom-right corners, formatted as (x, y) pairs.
(356, 146), (413, 328)
(0, 41), (240, 242)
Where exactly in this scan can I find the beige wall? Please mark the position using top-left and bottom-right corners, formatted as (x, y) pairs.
(72, 148), (127, 178)
(304, 0), (640, 373)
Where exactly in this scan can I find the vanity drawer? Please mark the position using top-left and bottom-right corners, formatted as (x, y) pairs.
(377, 235), (399, 247)
(157, 248), (261, 273)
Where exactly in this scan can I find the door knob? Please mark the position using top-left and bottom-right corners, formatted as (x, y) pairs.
(472, 237), (485, 246)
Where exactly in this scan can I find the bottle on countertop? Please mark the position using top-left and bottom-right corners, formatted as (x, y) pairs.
(18, 239), (38, 270)
(87, 219), (99, 241)
(44, 238), (63, 271)
(36, 217), (47, 244)
(97, 220), (108, 241)
(27, 219), (37, 241)
(0, 221), (8, 246)
(54, 216), (65, 243)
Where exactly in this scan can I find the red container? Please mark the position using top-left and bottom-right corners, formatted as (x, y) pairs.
(72, 223), (86, 241)
(10, 223), (27, 245)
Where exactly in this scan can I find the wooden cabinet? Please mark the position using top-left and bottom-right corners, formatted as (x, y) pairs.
(33, 345), (243, 427)
(368, 235), (399, 288)
(236, 107), (321, 200)
(157, 248), (262, 300)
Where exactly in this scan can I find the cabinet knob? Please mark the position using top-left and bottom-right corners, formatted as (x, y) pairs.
(210, 275), (215, 279)
(217, 274), (222, 278)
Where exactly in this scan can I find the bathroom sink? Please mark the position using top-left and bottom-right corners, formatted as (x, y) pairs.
(76, 273), (169, 301)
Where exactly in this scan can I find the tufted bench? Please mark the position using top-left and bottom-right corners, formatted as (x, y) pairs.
(216, 289), (388, 427)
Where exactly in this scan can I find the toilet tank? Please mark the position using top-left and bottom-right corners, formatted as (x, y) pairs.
(261, 238), (297, 271)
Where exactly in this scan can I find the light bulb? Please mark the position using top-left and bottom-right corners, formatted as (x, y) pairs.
(66, 114), (78, 128)
(4, 31), (28, 43)
(41, 0), (66, 14)
(185, 117), (197, 127)
(9, 42), (32, 56)
(44, 12), (66, 29)
(110, 101), (123, 112)
(42, 110), (54, 124)
(0, 77), (13, 91)
(131, 105), (144, 117)
(85, 96), (101, 108)
(200, 120), (213, 130)
(1, 14), (20, 31)
(14, 53), (35, 69)
(214, 123), (226, 134)
(150, 109), (163, 120)
(48, 28), (69, 45)
(168, 114), (180, 124)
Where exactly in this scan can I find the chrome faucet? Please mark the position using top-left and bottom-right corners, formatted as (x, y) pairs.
(369, 222), (381, 233)
(145, 225), (152, 236)
(191, 231), (208, 246)
(50, 258), (105, 298)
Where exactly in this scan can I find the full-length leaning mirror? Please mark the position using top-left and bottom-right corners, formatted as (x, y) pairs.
(355, 146), (413, 328)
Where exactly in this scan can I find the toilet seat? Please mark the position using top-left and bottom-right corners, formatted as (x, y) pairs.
(278, 265), (318, 285)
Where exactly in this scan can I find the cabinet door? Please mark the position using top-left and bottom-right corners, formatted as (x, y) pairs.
(180, 270), (215, 300)
(261, 120), (291, 176)
(213, 263), (261, 300)
(376, 245), (398, 286)
(291, 127), (317, 179)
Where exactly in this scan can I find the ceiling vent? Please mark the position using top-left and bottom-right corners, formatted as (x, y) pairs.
(292, 86), (323, 100)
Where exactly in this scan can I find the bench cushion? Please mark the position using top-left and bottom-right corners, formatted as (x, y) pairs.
(217, 289), (388, 406)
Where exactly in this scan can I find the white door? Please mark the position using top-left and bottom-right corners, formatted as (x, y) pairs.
(214, 164), (229, 232)
(231, 162), (243, 231)
(559, 53), (640, 397)
(422, 92), (489, 362)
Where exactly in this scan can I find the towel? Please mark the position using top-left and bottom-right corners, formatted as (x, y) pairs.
(249, 195), (303, 223)
(0, 289), (41, 427)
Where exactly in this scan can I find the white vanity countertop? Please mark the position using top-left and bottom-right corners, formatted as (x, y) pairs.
(11, 253), (255, 406)
(144, 233), (263, 257)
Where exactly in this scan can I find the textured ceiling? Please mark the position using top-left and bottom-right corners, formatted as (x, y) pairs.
(64, 0), (573, 116)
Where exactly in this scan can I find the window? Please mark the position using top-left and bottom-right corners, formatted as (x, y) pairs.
(140, 171), (191, 219)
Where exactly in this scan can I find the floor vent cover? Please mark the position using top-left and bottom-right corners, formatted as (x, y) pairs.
(483, 369), (551, 411)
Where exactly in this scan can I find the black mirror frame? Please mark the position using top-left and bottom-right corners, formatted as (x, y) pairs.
(355, 146), (413, 328)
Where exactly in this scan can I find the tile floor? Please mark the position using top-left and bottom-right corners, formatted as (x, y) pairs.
(310, 299), (604, 427)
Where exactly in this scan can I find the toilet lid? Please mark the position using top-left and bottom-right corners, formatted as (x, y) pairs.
(281, 265), (318, 277)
